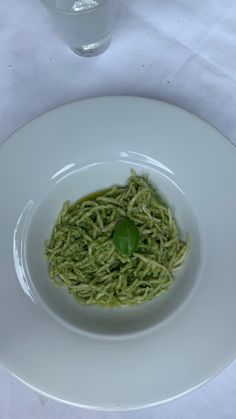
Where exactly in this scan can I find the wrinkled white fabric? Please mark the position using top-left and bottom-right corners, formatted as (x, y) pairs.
(1, 1), (236, 417)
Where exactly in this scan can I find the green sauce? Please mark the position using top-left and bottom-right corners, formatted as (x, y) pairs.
(44, 170), (189, 307)
(77, 188), (109, 204)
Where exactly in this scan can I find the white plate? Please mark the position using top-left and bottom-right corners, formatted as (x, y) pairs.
(0, 96), (236, 410)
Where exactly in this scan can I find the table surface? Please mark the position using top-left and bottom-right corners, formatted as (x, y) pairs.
(1, 1), (236, 417)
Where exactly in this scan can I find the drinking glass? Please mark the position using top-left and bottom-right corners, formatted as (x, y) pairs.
(41, 0), (116, 57)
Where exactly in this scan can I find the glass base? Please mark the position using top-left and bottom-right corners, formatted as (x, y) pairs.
(71, 32), (111, 57)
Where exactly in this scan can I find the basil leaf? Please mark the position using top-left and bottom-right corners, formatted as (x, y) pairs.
(113, 217), (140, 257)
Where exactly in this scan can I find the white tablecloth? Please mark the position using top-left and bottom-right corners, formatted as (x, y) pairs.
(1, 1), (236, 417)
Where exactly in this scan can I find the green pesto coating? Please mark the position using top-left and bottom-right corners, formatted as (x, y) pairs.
(44, 170), (189, 307)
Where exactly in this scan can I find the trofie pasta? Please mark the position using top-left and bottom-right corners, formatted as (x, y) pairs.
(44, 170), (189, 306)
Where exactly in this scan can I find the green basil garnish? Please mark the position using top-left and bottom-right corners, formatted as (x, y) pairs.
(113, 217), (140, 257)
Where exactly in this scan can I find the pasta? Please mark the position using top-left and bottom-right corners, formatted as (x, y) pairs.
(44, 170), (189, 306)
